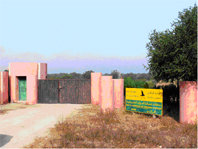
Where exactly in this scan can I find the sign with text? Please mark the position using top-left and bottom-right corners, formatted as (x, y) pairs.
(125, 88), (163, 116)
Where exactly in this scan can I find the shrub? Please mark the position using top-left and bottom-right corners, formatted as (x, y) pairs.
(111, 70), (122, 79)
(124, 77), (150, 97)
(146, 80), (155, 88)
(124, 77), (149, 89)
(60, 74), (72, 79)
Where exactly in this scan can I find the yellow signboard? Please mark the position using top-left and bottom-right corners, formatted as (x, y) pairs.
(125, 88), (163, 115)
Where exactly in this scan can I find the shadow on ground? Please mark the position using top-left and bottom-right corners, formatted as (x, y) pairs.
(0, 134), (13, 147)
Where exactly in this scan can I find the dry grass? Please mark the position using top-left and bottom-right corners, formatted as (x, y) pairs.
(0, 103), (37, 115)
(26, 105), (197, 148)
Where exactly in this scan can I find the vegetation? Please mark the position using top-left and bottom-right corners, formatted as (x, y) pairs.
(124, 77), (150, 93)
(27, 105), (197, 148)
(146, 5), (197, 82)
(82, 70), (94, 79)
(48, 71), (151, 80)
(111, 70), (122, 79)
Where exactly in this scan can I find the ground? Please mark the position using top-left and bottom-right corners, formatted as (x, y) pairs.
(0, 103), (83, 148)
(27, 105), (197, 148)
(0, 103), (197, 148)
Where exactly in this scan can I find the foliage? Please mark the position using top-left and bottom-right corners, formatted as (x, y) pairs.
(146, 5), (197, 81)
(122, 73), (151, 80)
(82, 70), (94, 79)
(124, 77), (149, 94)
(60, 74), (72, 79)
(111, 70), (122, 79)
(69, 72), (82, 79)
(48, 72), (151, 80)
(146, 80), (155, 88)
(124, 77), (136, 88)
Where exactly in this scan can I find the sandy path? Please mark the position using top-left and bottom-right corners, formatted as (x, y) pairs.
(0, 104), (83, 148)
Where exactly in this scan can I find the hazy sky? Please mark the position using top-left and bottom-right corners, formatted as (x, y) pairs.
(0, 0), (196, 73)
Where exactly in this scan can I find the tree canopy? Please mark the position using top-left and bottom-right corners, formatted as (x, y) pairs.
(146, 5), (197, 82)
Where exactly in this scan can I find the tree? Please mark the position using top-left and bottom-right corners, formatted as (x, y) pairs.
(146, 5), (197, 82)
(111, 70), (122, 79)
(70, 72), (82, 79)
(82, 70), (94, 79)
(60, 74), (72, 79)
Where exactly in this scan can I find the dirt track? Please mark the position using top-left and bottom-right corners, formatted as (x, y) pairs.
(0, 104), (83, 148)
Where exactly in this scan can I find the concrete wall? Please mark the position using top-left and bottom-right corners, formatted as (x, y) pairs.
(0, 71), (9, 104)
(9, 62), (47, 104)
(180, 81), (197, 124)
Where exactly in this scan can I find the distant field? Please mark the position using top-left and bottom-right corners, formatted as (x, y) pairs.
(27, 105), (197, 148)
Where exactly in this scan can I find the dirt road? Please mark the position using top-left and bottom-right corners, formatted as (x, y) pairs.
(0, 104), (83, 148)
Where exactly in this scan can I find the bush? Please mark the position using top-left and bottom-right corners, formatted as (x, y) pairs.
(146, 80), (155, 88)
(124, 77), (150, 97)
(60, 74), (72, 79)
(124, 77), (149, 89)
(124, 77), (136, 88)
(111, 70), (122, 79)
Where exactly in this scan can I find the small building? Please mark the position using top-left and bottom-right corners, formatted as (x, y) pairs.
(8, 62), (47, 104)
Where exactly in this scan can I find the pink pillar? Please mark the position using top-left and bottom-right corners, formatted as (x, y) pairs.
(91, 72), (102, 105)
(0, 71), (8, 104)
(0, 73), (1, 104)
(101, 76), (114, 112)
(180, 81), (197, 124)
(38, 63), (47, 79)
(26, 75), (38, 104)
(113, 79), (124, 108)
(0, 72), (2, 104)
(10, 76), (18, 102)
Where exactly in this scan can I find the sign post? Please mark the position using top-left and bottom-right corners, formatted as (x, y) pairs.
(125, 88), (163, 116)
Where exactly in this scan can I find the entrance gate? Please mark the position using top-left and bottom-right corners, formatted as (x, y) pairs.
(18, 77), (27, 101)
(38, 79), (91, 104)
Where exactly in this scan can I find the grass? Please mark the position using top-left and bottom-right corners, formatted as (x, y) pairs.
(0, 103), (37, 115)
(26, 104), (197, 148)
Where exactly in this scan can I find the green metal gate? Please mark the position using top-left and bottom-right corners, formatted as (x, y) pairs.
(18, 77), (27, 101)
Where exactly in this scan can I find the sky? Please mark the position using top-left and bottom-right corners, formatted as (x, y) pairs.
(0, 0), (196, 74)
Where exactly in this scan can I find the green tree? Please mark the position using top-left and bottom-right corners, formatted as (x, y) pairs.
(111, 70), (122, 79)
(146, 5), (197, 82)
(60, 74), (72, 79)
(82, 70), (94, 79)
(124, 77), (136, 88)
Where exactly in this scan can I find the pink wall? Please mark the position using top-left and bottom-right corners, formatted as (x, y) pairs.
(113, 79), (124, 108)
(27, 75), (38, 104)
(91, 72), (102, 105)
(9, 63), (38, 76)
(9, 62), (47, 104)
(0, 71), (8, 104)
(180, 81), (197, 124)
(100, 76), (114, 112)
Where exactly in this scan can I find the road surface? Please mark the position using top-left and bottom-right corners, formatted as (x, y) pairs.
(0, 104), (83, 148)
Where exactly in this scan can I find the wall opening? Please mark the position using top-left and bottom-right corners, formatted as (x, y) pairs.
(18, 76), (27, 101)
